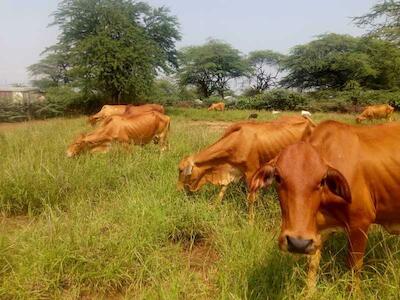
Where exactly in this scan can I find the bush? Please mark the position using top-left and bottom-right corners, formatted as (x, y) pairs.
(0, 86), (84, 122)
(234, 89), (307, 110)
(307, 89), (400, 112)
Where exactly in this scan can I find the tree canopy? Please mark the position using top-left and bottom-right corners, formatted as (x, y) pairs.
(28, 45), (71, 90)
(246, 50), (285, 94)
(281, 33), (400, 90)
(30, 0), (180, 102)
(354, 0), (400, 45)
(178, 39), (247, 98)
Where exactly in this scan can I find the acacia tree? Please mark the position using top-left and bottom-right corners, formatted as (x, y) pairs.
(354, 0), (400, 44)
(28, 45), (71, 89)
(246, 50), (285, 94)
(178, 39), (247, 98)
(281, 33), (400, 90)
(30, 0), (180, 102)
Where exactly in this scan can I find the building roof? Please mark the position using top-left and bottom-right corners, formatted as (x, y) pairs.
(0, 86), (40, 92)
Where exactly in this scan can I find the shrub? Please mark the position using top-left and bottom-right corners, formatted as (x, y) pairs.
(234, 89), (307, 110)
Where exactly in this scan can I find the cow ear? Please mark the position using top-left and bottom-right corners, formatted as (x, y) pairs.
(323, 166), (352, 203)
(250, 163), (275, 194)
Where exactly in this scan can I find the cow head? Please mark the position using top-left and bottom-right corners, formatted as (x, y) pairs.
(66, 134), (86, 157)
(250, 142), (351, 255)
(178, 156), (202, 191)
(178, 156), (239, 192)
(355, 116), (365, 123)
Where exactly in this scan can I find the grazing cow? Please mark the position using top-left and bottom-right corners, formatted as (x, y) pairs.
(356, 104), (394, 123)
(207, 102), (225, 111)
(248, 113), (258, 119)
(272, 110), (281, 115)
(67, 111), (170, 157)
(88, 104), (164, 126)
(301, 110), (312, 117)
(250, 120), (400, 288)
(88, 105), (127, 126)
(178, 116), (316, 221)
(124, 104), (164, 116)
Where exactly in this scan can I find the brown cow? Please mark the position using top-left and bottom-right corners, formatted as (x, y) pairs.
(207, 102), (225, 111)
(178, 116), (316, 221)
(250, 120), (400, 288)
(67, 111), (170, 157)
(124, 104), (165, 116)
(88, 104), (165, 126)
(356, 104), (394, 123)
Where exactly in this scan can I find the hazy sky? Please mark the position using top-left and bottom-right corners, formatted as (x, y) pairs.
(0, 0), (377, 85)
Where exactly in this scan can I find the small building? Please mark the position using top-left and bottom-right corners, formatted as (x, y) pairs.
(0, 86), (45, 104)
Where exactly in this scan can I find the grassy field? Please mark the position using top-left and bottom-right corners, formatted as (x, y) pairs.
(0, 108), (399, 299)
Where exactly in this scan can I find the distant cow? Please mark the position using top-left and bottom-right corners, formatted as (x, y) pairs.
(356, 104), (394, 123)
(250, 120), (400, 288)
(88, 104), (164, 126)
(68, 111), (170, 157)
(178, 116), (316, 221)
(208, 102), (225, 111)
(301, 110), (312, 117)
(272, 110), (281, 115)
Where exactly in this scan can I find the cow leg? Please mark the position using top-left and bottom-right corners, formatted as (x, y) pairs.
(307, 248), (321, 292)
(159, 126), (170, 152)
(345, 225), (369, 293)
(347, 226), (369, 271)
(214, 185), (228, 205)
(247, 192), (256, 224)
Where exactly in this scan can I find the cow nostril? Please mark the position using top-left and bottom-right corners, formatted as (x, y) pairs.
(286, 235), (313, 254)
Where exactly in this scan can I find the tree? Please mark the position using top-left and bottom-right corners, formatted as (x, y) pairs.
(246, 50), (285, 94)
(28, 45), (71, 89)
(178, 39), (247, 98)
(31, 0), (180, 102)
(354, 0), (400, 45)
(281, 33), (400, 90)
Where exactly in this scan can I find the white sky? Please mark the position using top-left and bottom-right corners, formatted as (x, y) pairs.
(0, 0), (377, 85)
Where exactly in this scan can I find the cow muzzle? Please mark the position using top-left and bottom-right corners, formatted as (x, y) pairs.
(279, 230), (319, 255)
(286, 235), (315, 254)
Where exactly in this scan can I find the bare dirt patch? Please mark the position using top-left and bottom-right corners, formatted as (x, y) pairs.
(182, 240), (219, 295)
(0, 215), (33, 235)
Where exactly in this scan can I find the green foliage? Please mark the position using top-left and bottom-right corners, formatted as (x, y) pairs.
(0, 87), (84, 122)
(307, 89), (400, 112)
(145, 78), (197, 105)
(234, 89), (307, 110)
(0, 112), (399, 298)
(281, 34), (400, 90)
(354, 0), (400, 45)
(31, 0), (180, 103)
(178, 39), (248, 98)
(246, 50), (285, 93)
(28, 45), (71, 89)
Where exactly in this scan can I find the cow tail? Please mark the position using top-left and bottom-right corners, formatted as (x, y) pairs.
(302, 115), (317, 127)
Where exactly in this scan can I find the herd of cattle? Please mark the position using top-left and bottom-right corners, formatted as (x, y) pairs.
(66, 102), (398, 290)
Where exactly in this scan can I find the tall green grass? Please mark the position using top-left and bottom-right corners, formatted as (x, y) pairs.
(0, 109), (399, 299)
